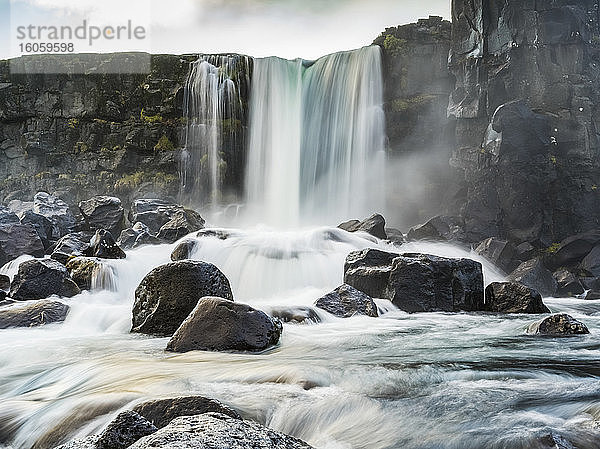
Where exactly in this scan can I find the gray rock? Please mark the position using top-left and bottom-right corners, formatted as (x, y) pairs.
(385, 228), (405, 245)
(88, 229), (126, 259)
(0, 274), (9, 291)
(580, 245), (600, 277)
(33, 192), (76, 239)
(269, 306), (321, 324)
(484, 282), (550, 314)
(0, 205), (20, 225)
(0, 300), (69, 329)
(553, 269), (585, 297)
(545, 230), (600, 270)
(407, 215), (465, 242)
(527, 313), (590, 336)
(315, 284), (378, 318)
(20, 210), (54, 249)
(132, 261), (233, 336)
(170, 239), (197, 261)
(338, 214), (387, 239)
(9, 259), (80, 300)
(54, 411), (157, 449)
(343, 248), (399, 299)
(51, 233), (91, 265)
(133, 396), (240, 428)
(388, 253), (484, 312)
(127, 413), (314, 449)
(157, 210), (205, 243)
(508, 258), (558, 297)
(474, 237), (517, 273)
(118, 222), (161, 250)
(79, 196), (125, 236)
(166, 297), (282, 353)
(0, 223), (45, 265)
(584, 290), (600, 301)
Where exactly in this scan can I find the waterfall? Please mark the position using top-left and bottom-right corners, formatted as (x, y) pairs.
(181, 54), (251, 207)
(245, 46), (387, 227)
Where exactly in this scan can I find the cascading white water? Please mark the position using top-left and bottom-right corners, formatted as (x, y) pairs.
(245, 46), (386, 227)
(182, 55), (250, 207)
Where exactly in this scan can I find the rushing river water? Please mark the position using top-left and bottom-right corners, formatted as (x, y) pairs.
(0, 227), (598, 449)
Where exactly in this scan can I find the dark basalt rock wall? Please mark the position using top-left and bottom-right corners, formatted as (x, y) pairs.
(449, 0), (600, 246)
(0, 53), (251, 210)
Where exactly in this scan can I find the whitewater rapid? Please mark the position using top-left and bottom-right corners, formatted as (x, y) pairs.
(0, 227), (598, 449)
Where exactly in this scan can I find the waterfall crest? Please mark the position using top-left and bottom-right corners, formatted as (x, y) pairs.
(245, 46), (386, 226)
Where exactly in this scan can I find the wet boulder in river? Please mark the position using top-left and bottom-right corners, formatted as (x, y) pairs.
(66, 257), (106, 290)
(166, 297), (282, 353)
(0, 299), (69, 329)
(157, 209), (205, 243)
(0, 223), (45, 265)
(9, 258), (80, 300)
(338, 214), (387, 239)
(269, 306), (321, 324)
(118, 222), (161, 250)
(388, 253), (484, 312)
(78, 196), (125, 236)
(133, 396), (240, 428)
(343, 248), (399, 298)
(33, 192), (75, 240)
(406, 215), (465, 242)
(484, 282), (550, 314)
(553, 269), (585, 297)
(127, 413), (314, 449)
(170, 239), (198, 261)
(315, 284), (378, 318)
(50, 232), (91, 265)
(473, 237), (517, 273)
(526, 313), (590, 336)
(132, 261), (233, 336)
(129, 199), (204, 237)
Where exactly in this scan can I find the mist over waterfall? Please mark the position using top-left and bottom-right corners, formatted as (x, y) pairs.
(245, 46), (386, 226)
(181, 55), (251, 206)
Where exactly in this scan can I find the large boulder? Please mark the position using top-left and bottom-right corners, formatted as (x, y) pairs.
(157, 210), (205, 243)
(79, 196), (125, 236)
(133, 396), (240, 428)
(407, 215), (465, 242)
(0, 300), (69, 329)
(0, 205), (19, 225)
(580, 245), (600, 277)
(388, 253), (484, 312)
(527, 314), (590, 336)
(544, 230), (600, 270)
(20, 210), (54, 249)
(484, 282), (550, 314)
(338, 214), (387, 239)
(129, 200), (204, 237)
(508, 258), (557, 297)
(9, 259), (80, 300)
(553, 269), (585, 297)
(118, 222), (161, 250)
(166, 297), (282, 353)
(343, 248), (399, 298)
(54, 411), (157, 449)
(127, 413), (314, 449)
(88, 230), (126, 259)
(0, 223), (45, 265)
(33, 192), (75, 239)
(473, 237), (517, 273)
(50, 233), (91, 265)
(314, 284), (378, 318)
(131, 261), (233, 336)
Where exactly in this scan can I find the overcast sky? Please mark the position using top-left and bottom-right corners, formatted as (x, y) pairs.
(2, 0), (450, 60)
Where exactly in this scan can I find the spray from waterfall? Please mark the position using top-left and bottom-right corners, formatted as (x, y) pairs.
(181, 55), (251, 208)
(245, 46), (387, 227)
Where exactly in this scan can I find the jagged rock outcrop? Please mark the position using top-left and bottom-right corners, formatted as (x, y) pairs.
(449, 0), (600, 244)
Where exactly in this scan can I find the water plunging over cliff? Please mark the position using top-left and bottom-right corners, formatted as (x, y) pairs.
(245, 46), (386, 226)
(182, 55), (250, 207)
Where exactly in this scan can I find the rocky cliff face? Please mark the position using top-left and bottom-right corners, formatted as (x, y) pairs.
(449, 0), (600, 246)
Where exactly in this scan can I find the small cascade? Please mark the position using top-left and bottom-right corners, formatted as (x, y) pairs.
(90, 261), (118, 292)
(245, 46), (386, 226)
(181, 54), (251, 207)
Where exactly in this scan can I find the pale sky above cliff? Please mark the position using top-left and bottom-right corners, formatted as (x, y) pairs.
(2, 0), (451, 60)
